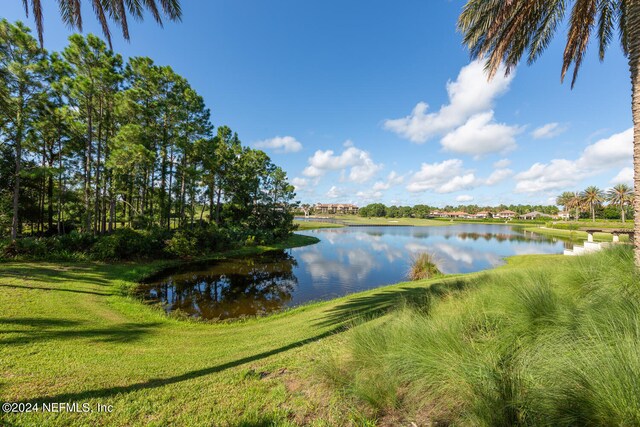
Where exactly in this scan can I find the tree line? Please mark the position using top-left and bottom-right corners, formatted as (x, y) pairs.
(349, 203), (560, 218)
(0, 20), (296, 243)
(557, 185), (634, 222)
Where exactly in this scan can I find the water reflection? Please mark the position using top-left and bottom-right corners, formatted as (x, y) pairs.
(142, 224), (567, 320)
(140, 251), (297, 319)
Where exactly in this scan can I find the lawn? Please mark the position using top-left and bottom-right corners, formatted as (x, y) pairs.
(293, 220), (344, 230)
(0, 234), (556, 426)
(524, 226), (631, 242)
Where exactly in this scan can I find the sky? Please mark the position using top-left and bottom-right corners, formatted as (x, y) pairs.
(3, 0), (634, 207)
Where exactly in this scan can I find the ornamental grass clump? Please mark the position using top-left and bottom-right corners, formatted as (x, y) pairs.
(327, 246), (640, 425)
(408, 252), (441, 281)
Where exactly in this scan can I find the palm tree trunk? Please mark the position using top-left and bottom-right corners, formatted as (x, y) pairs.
(630, 0), (640, 267)
(621, 201), (626, 223)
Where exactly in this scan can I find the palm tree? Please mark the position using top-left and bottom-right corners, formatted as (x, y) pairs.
(581, 186), (605, 222)
(565, 191), (584, 221)
(21, 0), (182, 48)
(458, 1), (640, 266)
(556, 191), (575, 213)
(608, 183), (633, 222)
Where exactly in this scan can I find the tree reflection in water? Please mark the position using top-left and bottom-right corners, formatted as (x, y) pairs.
(141, 251), (298, 320)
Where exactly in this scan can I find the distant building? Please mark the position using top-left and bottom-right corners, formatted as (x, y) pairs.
(557, 211), (572, 220)
(519, 211), (553, 220)
(495, 210), (518, 219)
(448, 211), (469, 218)
(474, 211), (491, 219)
(315, 203), (359, 215)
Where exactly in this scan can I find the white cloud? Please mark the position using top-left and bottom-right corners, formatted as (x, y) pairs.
(531, 123), (567, 139)
(254, 136), (302, 153)
(611, 167), (633, 185)
(372, 171), (404, 191)
(302, 144), (383, 183)
(456, 195), (474, 202)
(356, 189), (383, 202)
(406, 159), (515, 194)
(485, 168), (514, 185)
(440, 174), (478, 193)
(406, 159), (478, 194)
(384, 60), (514, 143)
(493, 158), (511, 168)
(326, 186), (343, 199)
(579, 128), (632, 168)
(440, 111), (521, 157)
(515, 128), (632, 193)
(291, 177), (308, 191)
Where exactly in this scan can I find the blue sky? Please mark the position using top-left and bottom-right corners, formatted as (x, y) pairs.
(4, 0), (633, 207)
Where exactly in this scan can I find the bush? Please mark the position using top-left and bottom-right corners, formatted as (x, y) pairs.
(91, 228), (164, 261)
(165, 231), (198, 258)
(408, 252), (441, 281)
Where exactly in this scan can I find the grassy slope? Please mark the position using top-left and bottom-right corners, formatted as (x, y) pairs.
(525, 226), (631, 242)
(326, 247), (639, 425)
(0, 233), (554, 427)
(293, 220), (344, 230)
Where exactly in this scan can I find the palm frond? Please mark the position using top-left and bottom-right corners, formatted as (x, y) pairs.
(23, 0), (182, 47)
(562, 0), (598, 87)
(597, 0), (617, 61)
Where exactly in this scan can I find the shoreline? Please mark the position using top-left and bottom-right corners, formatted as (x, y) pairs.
(0, 229), (566, 426)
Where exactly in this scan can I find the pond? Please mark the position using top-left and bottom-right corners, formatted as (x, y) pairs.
(139, 224), (566, 320)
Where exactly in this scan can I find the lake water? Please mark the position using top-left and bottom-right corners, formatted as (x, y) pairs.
(139, 224), (566, 320)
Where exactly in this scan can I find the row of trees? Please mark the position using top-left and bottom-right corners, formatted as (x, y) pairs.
(557, 184), (634, 222)
(353, 203), (559, 219)
(0, 20), (296, 241)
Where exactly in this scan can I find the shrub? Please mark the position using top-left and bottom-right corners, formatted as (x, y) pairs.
(165, 231), (198, 258)
(408, 252), (441, 281)
(91, 228), (164, 261)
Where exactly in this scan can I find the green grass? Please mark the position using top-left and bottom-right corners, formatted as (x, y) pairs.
(323, 246), (640, 426)
(3, 227), (635, 426)
(0, 231), (558, 426)
(546, 220), (634, 230)
(293, 220), (344, 230)
(525, 226), (631, 242)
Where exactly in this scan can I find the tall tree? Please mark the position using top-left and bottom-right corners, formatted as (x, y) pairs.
(582, 186), (605, 222)
(556, 191), (576, 213)
(608, 183), (633, 222)
(62, 34), (121, 233)
(21, 0), (182, 47)
(565, 191), (584, 221)
(0, 20), (46, 241)
(458, 0), (640, 266)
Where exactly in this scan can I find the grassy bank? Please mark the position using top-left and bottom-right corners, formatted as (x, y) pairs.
(0, 233), (557, 426)
(525, 226), (631, 242)
(324, 246), (639, 425)
(293, 220), (344, 230)
(2, 233), (635, 426)
(545, 220), (633, 230)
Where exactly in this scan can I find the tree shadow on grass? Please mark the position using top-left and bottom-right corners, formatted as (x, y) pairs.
(315, 278), (470, 328)
(16, 325), (346, 405)
(0, 284), (112, 296)
(0, 317), (161, 345)
(0, 265), (113, 286)
(0, 318), (82, 328)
